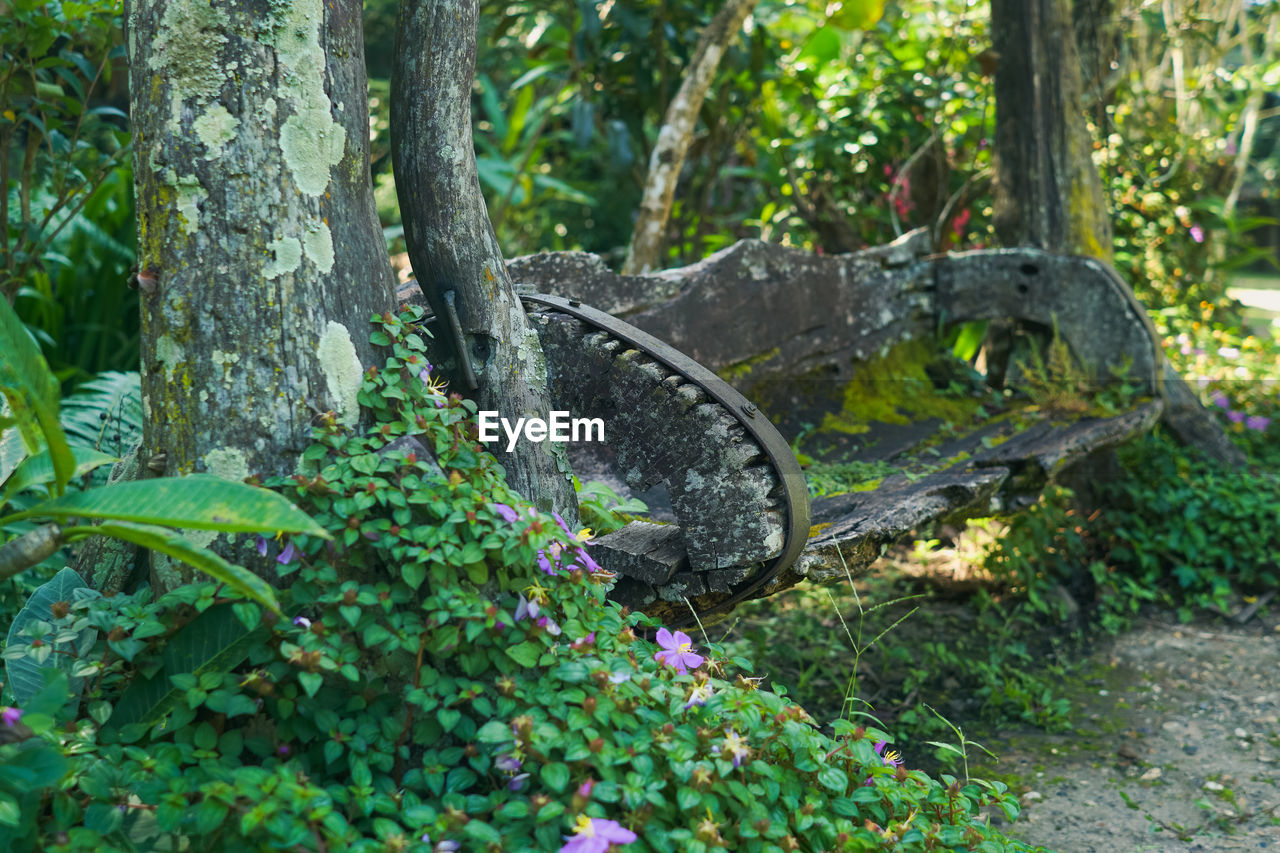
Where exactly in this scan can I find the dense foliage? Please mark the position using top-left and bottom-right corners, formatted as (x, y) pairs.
(1, 312), (1026, 851)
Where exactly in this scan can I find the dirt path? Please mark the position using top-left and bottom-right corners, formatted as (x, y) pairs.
(975, 615), (1280, 852)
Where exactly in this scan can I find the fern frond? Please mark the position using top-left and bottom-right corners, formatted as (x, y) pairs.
(61, 370), (142, 455)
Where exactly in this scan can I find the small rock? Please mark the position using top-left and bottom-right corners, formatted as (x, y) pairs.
(1022, 791), (1043, 803)
(1140, 767), (1162, 781)
(1116, 743), (1140, 761)
(1233, 727), (1248, 739)
(1182, 745), (1199, 756)
(1203, 781), (1225, 792)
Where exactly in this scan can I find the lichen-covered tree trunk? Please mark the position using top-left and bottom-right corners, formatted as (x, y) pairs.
(390, 0), (578, 522)
(990, 0), (1112, 261)
(621, 0), (759, 275)
(127, 0), (397, 587)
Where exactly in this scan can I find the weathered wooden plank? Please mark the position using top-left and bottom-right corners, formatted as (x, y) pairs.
(590, 521), (687, 586)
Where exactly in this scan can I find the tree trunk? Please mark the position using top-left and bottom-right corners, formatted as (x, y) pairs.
(989, 0), (1245, 467)
(127, 0), (396, 587)
(991, 0), (1112, 261)
(621, 0), (759, 275)
(1072, 0), (1120, 131)
(390, 0), (578, 522)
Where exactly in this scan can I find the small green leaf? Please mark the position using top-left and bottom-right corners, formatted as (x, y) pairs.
(505, 641), (542, 668)
(540, 762), (570, 793)
(298, 672), (322, 697)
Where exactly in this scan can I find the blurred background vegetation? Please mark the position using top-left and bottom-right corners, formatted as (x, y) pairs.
(4, 0), (1280, 767)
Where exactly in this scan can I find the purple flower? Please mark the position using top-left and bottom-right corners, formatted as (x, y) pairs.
(277, 744), (290, 757)
(864, 740), (904, 785)
(1, 706), (21, 727)
(875, 740), (903, 767)
(293, 616), (311, 628)
(493, 503), (521, 523)
(683, 683), (714, 709)
(495, 754), (522, 773)
(1228, 410), (1246, 423)
(574, 547), (602, 574)
(537, 615), (562, 636)
(1190, 225), (1205, 243)
(1246, 415), (1271, 431)
(276, 540), (297, 565)
(514, 594), (540, 622)
(255, 535), (269, 557)
(653, 627), (704, 674)
(537, 549), (557, 575)
(560, 816), (637, 853)
(418, 367), (431, 385)
(507, 772), (530, 791)
(712, 729), (750, 767)
(1211, 391), (1231, 408)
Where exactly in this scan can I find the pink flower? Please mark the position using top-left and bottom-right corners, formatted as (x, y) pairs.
(560, 816), (636, 853)
(1190, 225), (1205, 243)
(1246, 415), (1271, 431)
(1, 706), (21, 727)
(951, 208), (971, 239)
(653, 627), (703, 674)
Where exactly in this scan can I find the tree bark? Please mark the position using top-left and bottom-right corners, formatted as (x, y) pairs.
(621, 0), (759, 275)
(127, 0), (396, 587)
(991, 0), (1112, 261)
(390, 0), (578, 522)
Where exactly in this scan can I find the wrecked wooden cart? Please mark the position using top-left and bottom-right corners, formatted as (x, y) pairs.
(403, 229), (1198, 626)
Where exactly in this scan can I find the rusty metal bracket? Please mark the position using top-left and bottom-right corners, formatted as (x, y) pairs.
(521, 292), (811, 626)
(443, 290), (479, 391)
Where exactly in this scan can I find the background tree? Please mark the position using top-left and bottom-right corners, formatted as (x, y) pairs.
(390, 0), (578, 520)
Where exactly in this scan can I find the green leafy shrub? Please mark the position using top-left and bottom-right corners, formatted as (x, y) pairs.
(0, 309), (1027, 851)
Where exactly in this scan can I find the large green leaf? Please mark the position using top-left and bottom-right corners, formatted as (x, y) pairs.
(61, 522), (281, 615)
(2, 474), (329, 538)
(108, 603), (267, 730)
(3, 445), (119, 502)
(0, 295), (75, 493)
(3, 568), (98, 705)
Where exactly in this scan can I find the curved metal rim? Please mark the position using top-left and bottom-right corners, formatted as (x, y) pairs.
(521, 292), (811, 626)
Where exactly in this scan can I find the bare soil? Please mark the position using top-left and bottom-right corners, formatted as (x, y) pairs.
(975, 613), (1280, 852)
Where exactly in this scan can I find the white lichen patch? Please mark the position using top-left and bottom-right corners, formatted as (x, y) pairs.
(302, 222), (334, 273)
(193, 103), (239, 155)
(154, 334), (185, 379)
(280, 111), (346, 197)
(149, 0), (231, 104)
(203, 447), (250, 482)
(316, 321), (362, 428)
(264, 236), (303, 279)
(174, 178), (206, 236)
(269, 0), (346, 196)
(211, 348), (242, 386)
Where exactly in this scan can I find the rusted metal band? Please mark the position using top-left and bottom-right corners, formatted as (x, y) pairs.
(521, 292), (811, 625)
